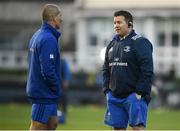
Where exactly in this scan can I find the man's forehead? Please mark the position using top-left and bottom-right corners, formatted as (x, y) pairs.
(114, 16), (125, 20)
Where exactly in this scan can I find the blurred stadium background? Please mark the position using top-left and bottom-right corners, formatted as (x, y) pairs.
(0, 0), (180, 130)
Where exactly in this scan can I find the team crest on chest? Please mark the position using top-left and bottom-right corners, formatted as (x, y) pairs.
(124, 46), (131, 52)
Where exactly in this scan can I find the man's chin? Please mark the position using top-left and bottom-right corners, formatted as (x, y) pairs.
(115, 32), (121, 36)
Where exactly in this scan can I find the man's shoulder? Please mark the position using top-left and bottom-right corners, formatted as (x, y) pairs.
(32, 29), (53, 39)
(131, 35), (152, 46)
(37, 30), (56, 44)
(32, 30), (57, 48)
(131, 35), (153, 52)
(41, 29), (55, 39)
(131, 34), (142, 41)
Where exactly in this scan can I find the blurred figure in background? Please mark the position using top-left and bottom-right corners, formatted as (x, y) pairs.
(58, 57), (71, 124)
(26, 4), (63, 130)
(102, 10), (153, 130)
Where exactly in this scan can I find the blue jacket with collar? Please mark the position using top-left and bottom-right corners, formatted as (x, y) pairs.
(26, 22), (61, 104)
(102, 30), (154, 103)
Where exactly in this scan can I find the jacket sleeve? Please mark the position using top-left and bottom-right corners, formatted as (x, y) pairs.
(102, 44), (111, 94)
(134, 38), (154, 97)
(39, 37), (60, 91)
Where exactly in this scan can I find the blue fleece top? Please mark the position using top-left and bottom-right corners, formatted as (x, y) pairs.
(26, 22), (61, 104)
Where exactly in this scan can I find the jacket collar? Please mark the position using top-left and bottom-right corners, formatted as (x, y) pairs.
(113, 29), (136, 41)
(41, 22), (61, 40)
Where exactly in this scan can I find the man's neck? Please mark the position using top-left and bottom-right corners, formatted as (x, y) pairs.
(120, 28), (132, 40)
(47, 21), (56, 29)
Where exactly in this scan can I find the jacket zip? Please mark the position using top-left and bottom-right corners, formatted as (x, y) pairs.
(119, 41), (123, 65)
(120, 43), (123, 63)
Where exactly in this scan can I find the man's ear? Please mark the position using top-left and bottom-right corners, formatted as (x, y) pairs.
(52, 16), (56, 22)
(128, 21), (133, 27)
(50, 15), (56, 23)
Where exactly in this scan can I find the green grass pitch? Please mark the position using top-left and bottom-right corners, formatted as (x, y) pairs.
(0, 104), (180, 130)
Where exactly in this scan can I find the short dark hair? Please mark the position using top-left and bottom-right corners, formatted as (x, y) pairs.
(114, 10), (133, 27)
(42, 4), (61, 22)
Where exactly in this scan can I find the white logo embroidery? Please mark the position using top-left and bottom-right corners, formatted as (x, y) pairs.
(50, 54), (54, 59)
(124, 46), (131, 52)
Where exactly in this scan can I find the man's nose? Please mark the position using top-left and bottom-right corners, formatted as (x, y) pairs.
(114, 24), (118, 28)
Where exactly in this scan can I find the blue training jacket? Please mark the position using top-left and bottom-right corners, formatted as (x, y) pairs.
(102, 30), (153, 103)
(26, 22), (61, 104)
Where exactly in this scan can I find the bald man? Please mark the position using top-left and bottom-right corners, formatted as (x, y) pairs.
(26, 4), (63, 130)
